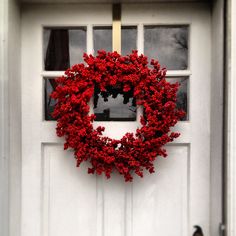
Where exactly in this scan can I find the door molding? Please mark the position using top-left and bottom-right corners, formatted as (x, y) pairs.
(226, 0), (236, 235)
(0, 0), (9, 236)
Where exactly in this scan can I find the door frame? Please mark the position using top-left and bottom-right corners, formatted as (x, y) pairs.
(0, 0), (230, 236)
(226, 0), (236, 235)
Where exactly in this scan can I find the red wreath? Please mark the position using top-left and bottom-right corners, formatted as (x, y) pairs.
(51, 50), (185, 182)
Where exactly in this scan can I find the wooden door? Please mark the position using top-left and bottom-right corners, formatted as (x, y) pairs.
(21, 3), (212, 236)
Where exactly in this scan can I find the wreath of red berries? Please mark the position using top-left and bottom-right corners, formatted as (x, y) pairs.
(51, 50), (185, 182)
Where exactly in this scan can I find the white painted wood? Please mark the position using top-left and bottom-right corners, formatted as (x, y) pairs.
(211, 0), (224, 235)
(42, 145), (97, 236)
(137, 24), (144, 54)
(132, 145), (189, 236)
(20, 0), (210, 3)
(0, 1), (9, 236)
(8, 2), (22, 236)
(123, 4), (212, 235)
(0, 1), (22, 236)
(21, 3), (213, 236)
(226, 0), (236, 235)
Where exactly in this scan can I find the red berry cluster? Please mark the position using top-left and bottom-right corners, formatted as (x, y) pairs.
(51, 50), (185, 182)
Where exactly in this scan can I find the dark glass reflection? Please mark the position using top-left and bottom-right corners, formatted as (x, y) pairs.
(94, 84), (136, 121)
(44, 79), (187, 121)
(43, 28), (86, 71)
(144, 26), (188, 70)
(93, 27), (112, 53)
(93, 26), (137, 55)
(167, 77), (189, 121)
(121, 26), (137, 55)
(44, 78), (57, 120)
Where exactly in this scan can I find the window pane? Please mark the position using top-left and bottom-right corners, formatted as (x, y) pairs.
(94, 85), (136, 121)
(44, 78), (57, 120)
(43, 28), (86, 71)
(121, 26), (137, 55)
(44, 79), (137, 122)
(93, 27), (112, 54)
(144, 26), (188, 70)
(44, 77), (186, 121)
(166, 77), (189, 121)
(93, 26), (137, 55)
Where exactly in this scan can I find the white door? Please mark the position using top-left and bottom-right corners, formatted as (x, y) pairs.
(21, 3), (212, 236)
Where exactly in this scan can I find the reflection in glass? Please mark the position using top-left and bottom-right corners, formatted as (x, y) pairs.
(44, 80), (137, 122)
(93, 27), (112, 53)
(93, 26), (137, 55)
(44, 78), (57, 120)
(44, 77), (187, 121)
(167, 77), (189, 121)
(144, 26), (188, 70)
(94, 85), (136, 121)
(43, 28), (86, 71)
(121, 26), (137, 55)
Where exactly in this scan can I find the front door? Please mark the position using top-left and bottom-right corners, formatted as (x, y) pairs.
(21, 3), (213, 236)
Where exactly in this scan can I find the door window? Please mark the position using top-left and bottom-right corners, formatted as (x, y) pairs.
(44, 25), (188, 121)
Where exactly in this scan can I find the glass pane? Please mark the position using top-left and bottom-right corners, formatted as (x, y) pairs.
(43, 28), (86, 71)
(144, 26), (188, 70)
(167, 77), (189, 121)
(44, 78), (57, 120)
(44, 78), (186, 121)
(121, 26), (137, 55)
(93, 27), (112, 54)
(94, 85), (136, 121)
(44, 80), (137, 122)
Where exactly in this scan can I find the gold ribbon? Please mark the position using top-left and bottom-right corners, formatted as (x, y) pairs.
(112, 4), (121, 54)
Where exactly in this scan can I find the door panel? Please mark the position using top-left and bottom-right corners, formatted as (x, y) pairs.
(132, 145), (189, 236)
(21, 3), (212, 236)
(42, 144), (189, 236)
(42, 145), (97, 236)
